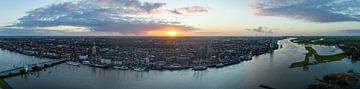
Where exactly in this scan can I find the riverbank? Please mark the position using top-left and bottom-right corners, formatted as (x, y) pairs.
(78, 56), (252, 71)
(0, 37), (280, 72)
(0, 47), (262, 72)
(0, 47), (274, 72)
(289, 46), (347, 68)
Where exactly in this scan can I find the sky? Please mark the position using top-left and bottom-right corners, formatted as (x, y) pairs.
(0, 0), (360, 36)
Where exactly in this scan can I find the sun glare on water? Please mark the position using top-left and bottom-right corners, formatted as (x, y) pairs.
(167, 31), (177, 36)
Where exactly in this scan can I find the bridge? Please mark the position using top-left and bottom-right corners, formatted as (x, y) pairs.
(0, 59), (66, 79)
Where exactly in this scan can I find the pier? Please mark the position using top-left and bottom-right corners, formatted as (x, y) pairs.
(0, 59), (66, 79)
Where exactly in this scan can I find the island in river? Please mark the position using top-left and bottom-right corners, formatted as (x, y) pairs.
(290, 36), (360, 89)
(289, 46), (347, 68)
(291, 36), (360, 60)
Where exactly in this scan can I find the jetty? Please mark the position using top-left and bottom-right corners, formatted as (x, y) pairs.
(0, 59), (66, 79)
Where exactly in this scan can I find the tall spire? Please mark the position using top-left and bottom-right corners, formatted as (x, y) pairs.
(91, 41), (97, 64)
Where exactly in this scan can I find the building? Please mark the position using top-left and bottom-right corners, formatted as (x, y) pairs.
(78, 55), (89, 60)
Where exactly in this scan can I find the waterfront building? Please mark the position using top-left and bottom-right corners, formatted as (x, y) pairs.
(78, 55), (89, 60)
(100, 59), (112, 65)
(111, 60), (123, 66)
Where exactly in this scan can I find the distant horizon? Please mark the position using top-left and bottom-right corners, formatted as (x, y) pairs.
(0, 35), (359, 37)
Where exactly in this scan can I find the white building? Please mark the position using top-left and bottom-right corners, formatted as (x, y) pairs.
(78, 55), (89, 60)
(112, 60), (123, 65)
(100, 59), (112, 64)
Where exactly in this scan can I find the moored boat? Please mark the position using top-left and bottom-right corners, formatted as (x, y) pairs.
(165, 64), (185, 70)
(89, 64), (109, 69)
(133, 67), (146, 72)
(113, 66), (129, 70)
(192, 66), (207, 71)
(66, 61), (81, 66)
(215, 63), (224, 68)
(81, 61), (90, 65)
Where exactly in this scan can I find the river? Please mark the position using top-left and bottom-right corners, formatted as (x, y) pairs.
(1, 38), (359, 89)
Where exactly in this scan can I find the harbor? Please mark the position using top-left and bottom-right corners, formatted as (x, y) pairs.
(0, 37), (279, 72)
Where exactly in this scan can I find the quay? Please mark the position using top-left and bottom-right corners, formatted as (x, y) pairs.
(0, 59), (66, 79)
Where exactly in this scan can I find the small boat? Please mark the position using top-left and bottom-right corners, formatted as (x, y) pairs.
(20, 66), (29, 73)
(113, 66), (129, 70)
(244, 55), (252, 60)
(66, 61), (80, 66)
(215, 63), (224, 68)
(66, 61), (72, 64)
(165, 64), (184, 70)
(192, 66), (207, 71)
(113, 66), (121, 69)
(81, 61), (90, 65)
(24, 67), (29, 72)
(89, 64), (109, 69)
(133, 67), (146, 72)
(72, 62), (81, 66)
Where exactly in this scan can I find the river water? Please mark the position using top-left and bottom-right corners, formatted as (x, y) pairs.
(1, 38), (359, 89)
(0, 49), (51, 71)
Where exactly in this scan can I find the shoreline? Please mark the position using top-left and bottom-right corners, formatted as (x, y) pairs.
(0, 47), (277, 72)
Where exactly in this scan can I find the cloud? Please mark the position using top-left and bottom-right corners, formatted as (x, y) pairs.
(0, 27), (131, 36)
(3, 0), (207, 35)
(0, 27), (71, 36)
(250, 0), (360, 22)
(246, 26), (275, 33)
(170, 6), (208, 15)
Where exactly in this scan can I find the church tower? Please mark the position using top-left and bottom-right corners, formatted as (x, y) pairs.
(91, 42), (97, 64)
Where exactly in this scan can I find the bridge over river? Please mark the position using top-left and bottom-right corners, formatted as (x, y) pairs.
(0, 59), (66, 79)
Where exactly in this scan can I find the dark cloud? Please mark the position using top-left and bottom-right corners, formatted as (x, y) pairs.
(0, 27), (128, 36)
(0, 27), (67, 36)
(251, 0), (360, 22)
(3, 0), (207, 35)
(246, 26), (275, 33)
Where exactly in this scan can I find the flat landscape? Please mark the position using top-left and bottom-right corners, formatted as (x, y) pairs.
(1, 0), (360, 89)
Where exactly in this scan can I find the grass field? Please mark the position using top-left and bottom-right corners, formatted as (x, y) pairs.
(289, 46), (347, 68)
(0, 79), (12, 89)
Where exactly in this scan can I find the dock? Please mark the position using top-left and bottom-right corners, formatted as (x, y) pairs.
(0, 59), (66, 79)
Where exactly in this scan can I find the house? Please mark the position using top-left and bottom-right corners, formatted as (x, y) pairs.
(78, 55), (89, 60)
(100, 58), (112, 65)
(112, 60), (123, 65)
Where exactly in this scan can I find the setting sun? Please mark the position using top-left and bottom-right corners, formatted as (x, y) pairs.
(167, 31), (177, 36)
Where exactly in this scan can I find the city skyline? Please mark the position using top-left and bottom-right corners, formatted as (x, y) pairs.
(1, 0), (360, 36)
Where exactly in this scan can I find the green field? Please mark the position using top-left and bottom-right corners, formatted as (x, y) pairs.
(289, 46), (347, 68)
